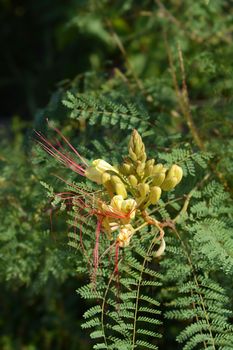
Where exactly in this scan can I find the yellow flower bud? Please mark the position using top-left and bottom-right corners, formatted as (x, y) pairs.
(160, 178), (178, 191)
(147, 165), (154, 176)
(136, 161), (145, 177)
(111, 175), (122, 185)
(169, 164), (183, 184)
(152, 173), (166, 186)
(160, 165), (183, 191)
(128, 175), (138, 187)
(144, 159), (155, 177)
(101, 172), (114, 197)
(117, 224), (134, 248)
(149, 186), (162, 205)
(129, 147), (137, 161)
(137, 183), (150, 197)
(152, 163), (164, 174)
(101, 172), (111, 184)
(120, 163), (133, 175)
(85, 159), (118, 184)
(146, 159), (155, 168)
(115, 183), (127, 199)
(151, 164), (167, 186)
(110, 175), (128, 198)
(128, 130), (147, 162)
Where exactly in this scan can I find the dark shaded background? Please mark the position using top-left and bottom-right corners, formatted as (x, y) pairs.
(0, 0), (111, 123)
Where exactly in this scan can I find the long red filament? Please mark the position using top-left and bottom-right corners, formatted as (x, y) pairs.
(93, 218), (102, 272)
(47, 122), (89, 166)
(34, 130), (86, 176)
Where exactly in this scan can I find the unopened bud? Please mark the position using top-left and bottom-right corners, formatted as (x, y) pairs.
(146, 159), (155, 168)
(149, 186), (161, 204)
(137, 183), (150, 197)
(101, 172), (114, 197)
(160, 178), (178, 191)
(111, 175), (127, 198)
(152, 173), (166, 186)
(129, 147), (137, 161)
(101, 172), (111, 184)
(144, 159), (155, 177)
(160, 165), (183, 191)
(115, 183), (127, 199)
(151, 164), (167, 186)
(111, 175), (123, 185)
(121, 163), (133, 175)
(152, 163), (165, 175)
(128, 175), (138, 187)
(136, 161), (145, 177)
(128, 130), (147, 162)
(169, 164), (183, 184)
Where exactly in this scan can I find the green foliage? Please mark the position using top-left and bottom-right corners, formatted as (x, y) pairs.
(0, 122), (91, 349)
(63, 91), (150, 132)
(77, 230), (162, 350)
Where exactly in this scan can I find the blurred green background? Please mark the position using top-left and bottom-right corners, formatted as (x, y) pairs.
(1, 0), (233, 349)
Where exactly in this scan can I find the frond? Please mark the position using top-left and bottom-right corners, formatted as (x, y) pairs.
(63, 91), (150, 132)
(162, 234), (233, 350)
(75, 225), (163, 349)
(158, 148), (212, 177)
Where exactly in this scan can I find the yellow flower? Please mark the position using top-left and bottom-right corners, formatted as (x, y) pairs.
(93, 159), (117, 173)
(121, 198), (137, 219)
(102, 217), (119, 239)
(85, 166), (102, 184)
(85, 159), (118, 184)
(110, 195), (124, 211)
(117, 224), (134, 247)
(110, 195), (137, 220)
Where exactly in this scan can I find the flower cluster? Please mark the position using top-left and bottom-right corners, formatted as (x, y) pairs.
(36, 127), (183, 254)
(85, 130), (183, 248)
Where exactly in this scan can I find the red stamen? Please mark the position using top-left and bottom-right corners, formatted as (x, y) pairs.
(93, 218), (102, 272)
(46, 120), (89, 166)
(34, 130), (86, 176)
